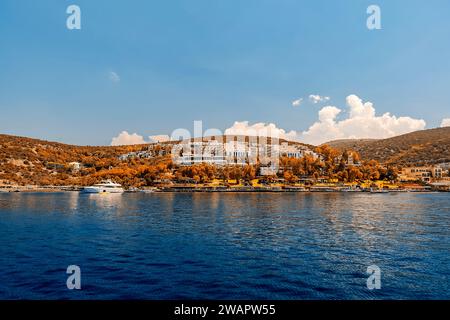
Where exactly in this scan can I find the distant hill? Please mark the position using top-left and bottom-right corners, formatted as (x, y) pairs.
(324, 127), (450, 166)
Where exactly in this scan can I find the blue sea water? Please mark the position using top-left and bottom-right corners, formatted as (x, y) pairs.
(0, 192), (448, 300)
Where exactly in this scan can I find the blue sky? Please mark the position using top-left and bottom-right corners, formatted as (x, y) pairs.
(0, 0), (449, 145)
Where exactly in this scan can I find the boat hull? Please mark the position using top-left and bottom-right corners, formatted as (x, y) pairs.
(82, 187), (124, 194)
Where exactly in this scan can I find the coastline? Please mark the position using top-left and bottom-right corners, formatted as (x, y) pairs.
(1, 185), (446, 193)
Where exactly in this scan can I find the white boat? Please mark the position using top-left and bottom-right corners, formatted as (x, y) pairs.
(141, 187), (158, 193)
(82, 180), (124, 194)
(126, 187), (140, 193)
(370, 188), (389, 193)
(341, 187), (361, 192)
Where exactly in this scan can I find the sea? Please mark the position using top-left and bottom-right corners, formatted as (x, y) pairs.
(0, 192), (448, 299)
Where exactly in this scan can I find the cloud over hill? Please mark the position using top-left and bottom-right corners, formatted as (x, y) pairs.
(225, 94), (426, 145)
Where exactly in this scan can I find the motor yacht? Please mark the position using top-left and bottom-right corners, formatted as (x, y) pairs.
(82, 180), (124, 194)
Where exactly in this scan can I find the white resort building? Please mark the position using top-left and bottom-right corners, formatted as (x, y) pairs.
(172, 137), (317, 168)
(117, 136), (319, 175)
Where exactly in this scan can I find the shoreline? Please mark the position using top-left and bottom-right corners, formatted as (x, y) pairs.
(1, 186), (446, 194)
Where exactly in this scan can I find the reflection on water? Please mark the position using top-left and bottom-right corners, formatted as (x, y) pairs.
(84, 193), (124, 210)
(0, 192), (448, 299)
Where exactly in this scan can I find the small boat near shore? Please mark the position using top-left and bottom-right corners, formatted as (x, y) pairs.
(82, 180), (124, 194)
(341, 187), (361, 192)
(140, 187), (159, 193)
(370, 188), (389, 193)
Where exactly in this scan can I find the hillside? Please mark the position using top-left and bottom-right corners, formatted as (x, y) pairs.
(324, 127), (450, 166)
(0, 134), (313, 187)
(1, 129), (447, 187)
(0, 134), (170, 186)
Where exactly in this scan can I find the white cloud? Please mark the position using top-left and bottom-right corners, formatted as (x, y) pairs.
(440, 118), (450, 127)
(309, 94), (330, 104)
(292, 98), (303, 107)
(110, 132), (172, 146)
(149, 135), (170, 143)
(109, 71), (120, 83)
(111, 131), (146, 146)
(224, 121), (298, 141)
(300, 95), (426, 144)
(225, 94), (426, 146)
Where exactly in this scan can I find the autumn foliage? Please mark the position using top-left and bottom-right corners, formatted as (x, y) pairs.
(0, 134), (397, 187)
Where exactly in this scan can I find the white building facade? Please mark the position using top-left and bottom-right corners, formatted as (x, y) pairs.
(172, 138), (317, 170)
